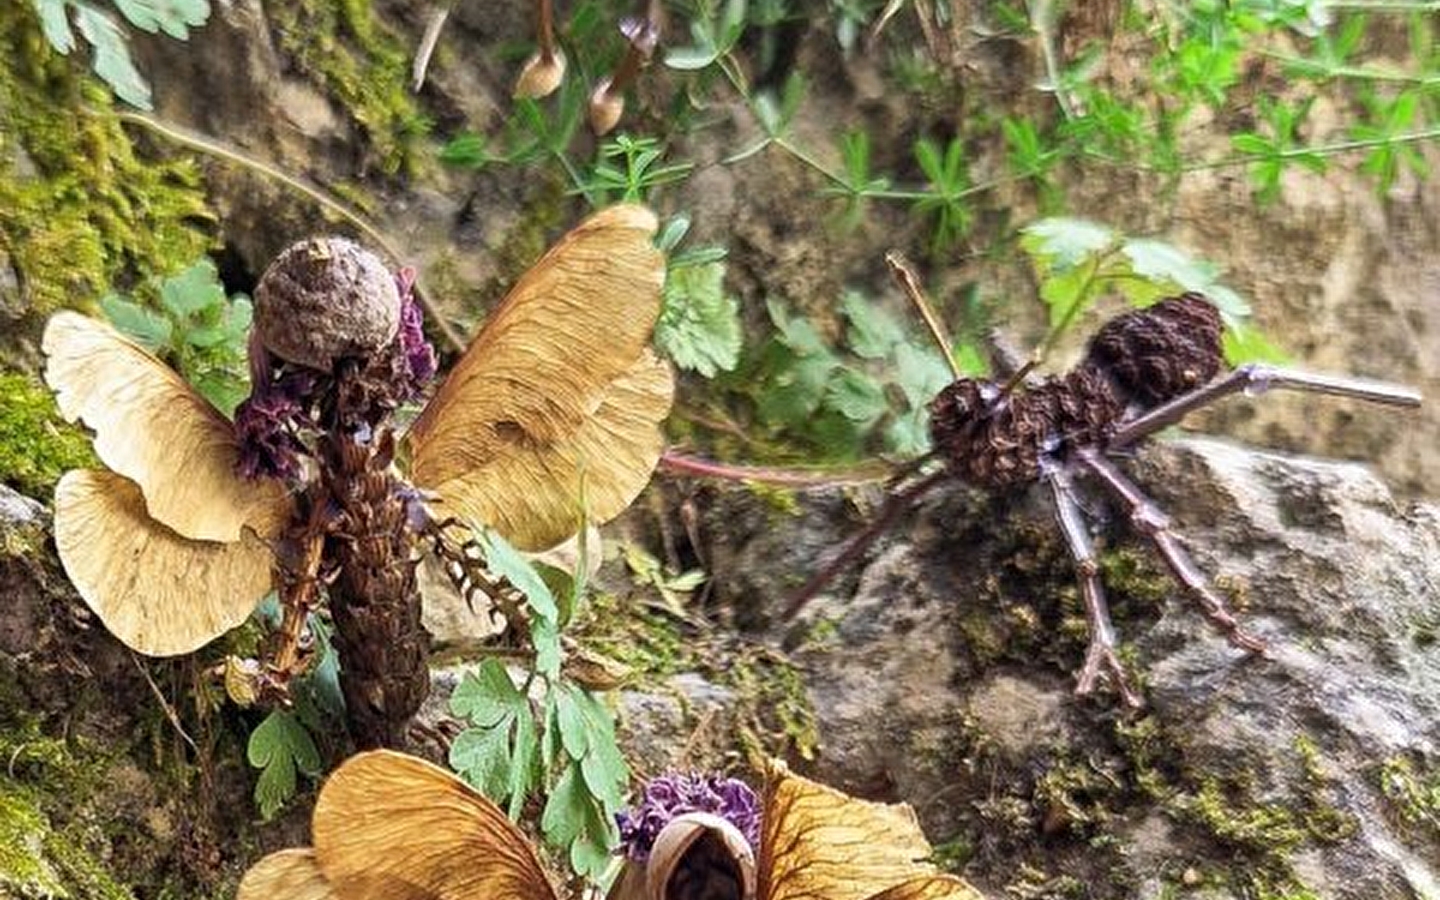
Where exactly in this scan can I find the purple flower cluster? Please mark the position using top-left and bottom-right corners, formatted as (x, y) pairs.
(395, 267), (436, 394)
(615, 772), (761, 862)
(233, 370), (316, 482)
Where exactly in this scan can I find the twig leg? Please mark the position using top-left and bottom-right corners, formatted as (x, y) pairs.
(1045, 467), (1142, 707)
(1076, 448), (1266, 654)
(1108, 364), (1421, 449)
(782, 470), (948, 621)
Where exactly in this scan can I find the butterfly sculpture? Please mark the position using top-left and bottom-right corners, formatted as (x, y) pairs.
(237, 750), (988, 900)
(43, 204), (673, 746)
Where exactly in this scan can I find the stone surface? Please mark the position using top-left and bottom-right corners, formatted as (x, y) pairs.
(689, 437), (1440, 898)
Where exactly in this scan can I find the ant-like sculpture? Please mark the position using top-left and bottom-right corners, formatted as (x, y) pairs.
(671, 256), (1423, 706)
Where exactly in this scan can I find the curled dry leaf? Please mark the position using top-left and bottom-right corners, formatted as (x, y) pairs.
(609, 762), (988, 900)
(240, 752), (989, 900)
(43, 311), (289, 542)
(53, 470), (276, 656)
(238, 849), (336, 900)
(405, 203), (671, 551)
(43, 312), (290, 656)
(239, 750), (558, 900)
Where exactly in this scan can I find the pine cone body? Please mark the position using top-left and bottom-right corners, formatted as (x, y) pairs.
(321, 427), (429, 749)
(928, 370), (1122, 488)
(1084, 293), (1224, 409)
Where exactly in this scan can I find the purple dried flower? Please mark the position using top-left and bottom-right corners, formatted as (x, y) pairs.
(395, 267), (437, 393)
(234, 336), (319, 482)
(615, 772), (761, 862)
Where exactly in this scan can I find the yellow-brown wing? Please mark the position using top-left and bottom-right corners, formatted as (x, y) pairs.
(238, 849), (337, 900)
(756, 761), (951, 900)
(864, 875), (988, 900)
(53, 470), (275, 656)
(425, 349), (673, 550)
(312, 750), (558, 900)
(43, 311), (289, 542)
(404, 204), (669, 550)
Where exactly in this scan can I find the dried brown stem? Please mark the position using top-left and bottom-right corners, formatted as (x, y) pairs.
(782, 470), (948, 620)
(1107, 363), (1422, 449)
(1075, 448), (1266, 654)
(1044, 468), (1141, 707)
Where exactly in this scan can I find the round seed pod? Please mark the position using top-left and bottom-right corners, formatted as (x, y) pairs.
(1084, 292), (1224, 409)
(645, 813), (757, 900)
(254, 237), (400, 371)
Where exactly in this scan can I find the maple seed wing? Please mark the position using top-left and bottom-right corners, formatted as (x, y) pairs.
(757, 760), (952, 900)
(429, 349), (674, 550)
(53, 470), (277, 657)
(312, 750), (558, 900)
(42, 311), (289, 542)
(863, 876), (989, 900)
(405, 204), (668, 547)
(237, 849), (337, 900)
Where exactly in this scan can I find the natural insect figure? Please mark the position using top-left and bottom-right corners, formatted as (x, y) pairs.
(44, 205), (673, 747)
(237, 749), (987, 900)
(780, 256), (1422, 706)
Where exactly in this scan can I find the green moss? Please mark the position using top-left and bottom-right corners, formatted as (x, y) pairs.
(1378, 755), (1440, 837)
(0, 5), (214, 325)
(0, 785), (64, 896)
(266, 0), (431, 175)
(0, 373), (95, 499)
(744, 482), (802, 517)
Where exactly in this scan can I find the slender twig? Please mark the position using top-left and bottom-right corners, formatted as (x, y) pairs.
(885, 251), (960, 378)
(131, 654), (200, 754)
(659, 449), (893, 486)
(1107, 364), (1422, 449)
(782, 469), (949, 620)
(109, 110), (468, 353)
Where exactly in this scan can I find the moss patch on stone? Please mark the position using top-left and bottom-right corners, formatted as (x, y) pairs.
(266, 0), (431, 175)
(0, 5), (214, 333)
(0, 373), (95, 500)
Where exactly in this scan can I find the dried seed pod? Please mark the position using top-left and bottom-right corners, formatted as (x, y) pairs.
(1084, 292), (1224, 409)
(515, 50), (567, 99)
(254, 236), (401, 371)
(928, 370), (1122, 488)
(645, 813), (756, 900)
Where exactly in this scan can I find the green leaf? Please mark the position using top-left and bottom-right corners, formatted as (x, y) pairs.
(450, 659), (525, 726)
(477, 530), (558, 623)
(101, 294), (172, 348)
(842, 291), (904, 359)
(532, 616), (561, 680)
(449, 723), (513, 801)
(1223, 319), (1290, 365)
(540, 694), (561, 768)
(74, 5), (152, 109)
(35, 0), (75, 53)
(507, 712), (539, 820)
(160, 260), (226, 318)
(656, 260), (743, 377)
(247, 710), (322, 821)
(767, 298), (827, 355)
(1021, 218), (1115, 270)
(540, 762), (587, 846)
(1120, 239), (1221, 293)
(893, 342), (951, 409)
(824, 369), (887, 425)
(885, 407), (931, 456)
(113, 0), (209, 39)
(554, 690), (590, 761)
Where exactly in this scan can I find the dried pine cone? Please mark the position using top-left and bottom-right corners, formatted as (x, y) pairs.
(1084, 293), (1224, 409)
(928, 370), (1122, 488)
